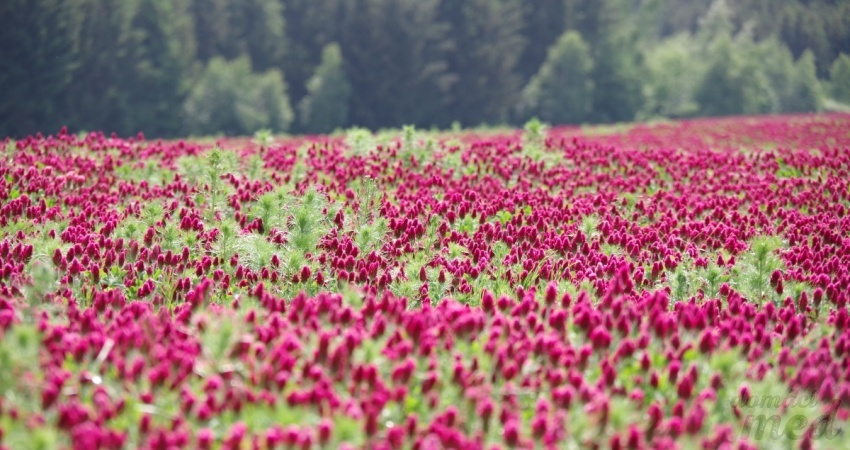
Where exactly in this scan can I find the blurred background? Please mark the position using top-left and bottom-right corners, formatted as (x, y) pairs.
(1, 0), (849, 139)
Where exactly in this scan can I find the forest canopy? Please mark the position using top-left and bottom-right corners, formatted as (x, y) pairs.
(1, 0), (848, 138)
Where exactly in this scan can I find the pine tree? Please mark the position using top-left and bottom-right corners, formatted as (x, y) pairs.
(224, 0), (287, 72)
(281, 0), (344, 106)
(747, 38), (797, 114)
(695, 36), (773, 117)
(298, 43), (351, 134)
(189, 0), (286, 72)
(339, 0), (454, 129)
(63, 0), (134, 135)
(641, 34), (704, 119)
(829, 53), (850, 104)
(244, 68), (294, 133)
(585, 0), (644, 123)
(519, 31), (594, 125)
(656, 0), (711, 36)
(516, 0), (566, 82)
(696, 0), (735, 45)
(565, 0), (606, 47)
(439, 0), (527, 126)
(779, 3), (834, 78)
(786, 50), (823, 113)
(0, 0), (78, 137)
(116, 0), (196, 137)
(695, 38), (745, 117)
(184, 57), (244, 136)
(189, 0), (231, 63)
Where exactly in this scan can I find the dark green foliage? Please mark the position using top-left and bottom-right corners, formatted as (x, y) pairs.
(281, 0), (343, 106)
(189, 0), (230, 63)
(298, 43), (351, 134)
(256, 71), (295, 134)
(695, 0), (734, 45)
(516, 0), (565, 81)
(693, 40), (742, 117)
(643, 3), (824, 120)
(585, 0), (644, 123)
(589, 38), (645, 123)
(60, 0), (195, 138)
(641, 34), (703, 119)
(655, 0), (710, 37)
(183, 57), (293, 136)
(829, 53), (850, 104)
(224, 0), (286, 71)
(189, 0), (286, 72)
(62, 0), (134, 135)
(563, 0), (601, 46)
(654, 0), (850, 78)
(519, 31), (593, 125)
(694, 36), (772, 117)
(115, 0), (196, 137)
(690, 3), (771, 116)
(785, 50), (823, 113)
(0, 0), (78, 138)
(0, 0), (844, 138)
(778, 2), (849, 78)
(338, 0), (454, 129)
(439, 0), (527, 126)
(747, 38), (799, 114)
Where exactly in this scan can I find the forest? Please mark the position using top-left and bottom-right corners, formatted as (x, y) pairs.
(1, 0), (849, 138)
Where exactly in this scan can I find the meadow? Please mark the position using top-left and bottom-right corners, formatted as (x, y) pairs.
(1, 114), (850, 449)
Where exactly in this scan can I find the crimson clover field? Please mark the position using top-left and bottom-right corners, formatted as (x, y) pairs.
(2, 114), (850, 449)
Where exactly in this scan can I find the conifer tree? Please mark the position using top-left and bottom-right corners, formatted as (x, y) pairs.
(516, 0), (567, 82)
(564, 0), (644, 123)
(439, 0), (527, 126)
(298, 43), (351, 134)
(786, 50), (823, 113)
(589, 35), (645, 123)
(830, 53), (850, 104)
(641, 34), (703, 119)
(519, 31), (594, 125)
(62, 0), (132, 135)
(747, 38), (798, 114)
(281, 0), (343, 106)
(116, 0), (196, 137)
(695, 36), (773, 117)
(190, 0), (231, 63)
(0, 0), (78, 137)
(225, 0), (286, 72)
(339, 0), (454, 129)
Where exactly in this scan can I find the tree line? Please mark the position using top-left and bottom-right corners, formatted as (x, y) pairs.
(2, 0), (849, 139)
